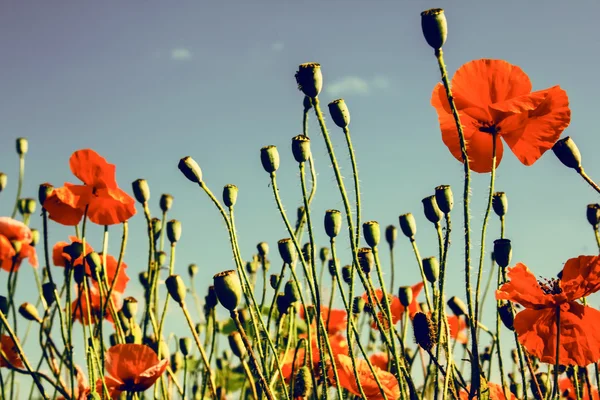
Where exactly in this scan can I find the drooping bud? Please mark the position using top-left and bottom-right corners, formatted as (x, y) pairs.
(178, 156), (203, 184)
(293, 365), (313, 398)
(423, 257), (439, 283)
(16, 138), (28, 155)
(493, 239), (512, 268)
(492, 192), (508, 218)
(166, 275), (187, 305)
(228, 332), (246, 359)
(357, 247), (374, 274)
(19, 302), (42, 323)
(399, 213), (417, 240)
(0, 173), (7, 192)
(420, 8), (447, 50)
(291, 135), (312, 164)
(302, 243), (312, 265)
(122, 297), (139, 319)
(167, 219), (182, 243)
(413, 312), (436, 351)
(260, 145), (280, 174)
(319, 247), (330, 263)
(398, 286), (413, 307)
(435, 185), (453, 214)
(587, 204), (600, 228)
(222, 184), (238, 208)
(552, 136), (582, 170)
(295, 63), (323, 98)
(179, 337), (193, 357)
(277, 238), (296, 264)
(188, 264), (198, 277)
(276, 293), (290, 315)
(422, 195), (443, 224)
(213, 270), (242, 311)
(132, 179), (150, 204)
(363, 221), (380, 248)
(385, 225), (397, 248)
(245, 260), (258, 275)
(324, 209), (342, 238)
(73, 265), (86, 284)
(498, 301), (514, 331)
(448, 296), (468, 317)
(159, 194), (173, 212)
(328, 99), (350, 128)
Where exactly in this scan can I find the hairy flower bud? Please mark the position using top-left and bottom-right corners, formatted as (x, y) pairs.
(257, 242), (269, 257)
(260, 145), (280, 174)
(421, 8), (447, 50)
(122, 297), (139, 319)
(328, 99), (350, 128)
(352, 296), (365, 315)
(30, 229), (40, 247)
(498, 301), (514, 331)
(179, 337), (193, 357)
(413, 312), (436, 351)
(398, 286), (414, 307)
(448, 296), (468, 317)
(213, 270), (242, 311)
(132, 179), (150, 204)
(295, 63), (323, 98)
(385, 225), (397, 248)
(228, 332), (246, 359)
(587, 204), (600, 228)
(42, 282), (56, 307)
(222, 184), (238, 208)
(188, 263), (198, 277)
(284, 280), (301, 304)
(19, 302), (42, 323)
(270, 274), (279, 290)
(294, 365), (313, 398)
(342, 265), (352, 284)
(319, 247), (330, 263)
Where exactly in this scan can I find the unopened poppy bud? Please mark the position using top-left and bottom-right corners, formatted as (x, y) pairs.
(398, 286), (414, 307)
(38, 183), (53, 206)
(171, 351), (185, 372)
(158, 340), (170, 360)
(19, 302), (42, 323)
(448, 296), (468, 317)
(159, 194), (173, 212)
(178, 156), (203, 184)
(156, 251), (167, 266)
(16, 137), (28, 155)
(328, 99), (350, 128)
(64, 242), (84, 264)
(294, 365), (313, 398)
(319, 247), (330, 263)
(295, 63), (323, 98)
(228, 332), (246, 359)
(553, 136), (582, 170)
(222, 184), (238, 208)
(352, 296), (365, 315)
(260, 145), (280, 174)
(276, 293), (290, 315)
(278, 238), (296, 264)
(0, 296), (7, 315)
(167, 219), (182, 243)
(422, 195), (443, 224)
(166, 275), (187, 305)
(284, 280), (301, 304)
(492, 192), (508, 218)
(423, 257), (439, 283)
(188, 263), (198, 277)
(179, 337), (193, 357)
(269, 274), (279, 290)
(363, 221), (380, 248)
(324, 209), (342, 238)
(493, 239), (512, 268)
(413, 312), (436, 351)
(151, 218), (162, 241)
(419, 302), (430, 314)
(421, 8), (447, 50)
(139, 271), (150, 289)
(213, 270), (242, 311)
(296, 206), (305, 226)
(0, 173), (7, 192)
(385, 225), (397, 248)
(73, 265), (86, 284)
(132, 179), (150, 204)
(257, 242), (269, 257)
(30, 229), (40, 246)
(435, 185), (453, 214)
(122, 297), (139, 319)
(587, 204), (600, 228)
(42, 282), (56, 306)
(357, 247), (374, 274)
(399, 213), (417, 239)
(291, 135), (312, 163)
(498, 301), (514, 331)
(342, 265), (352, 284)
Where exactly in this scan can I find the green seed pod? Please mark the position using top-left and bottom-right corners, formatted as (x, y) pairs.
(257, 242), (269, 257)
(302, 242), (312, 265)
(291, 135), (312, 164)
(295, 63), (323, 98)
(38, 183), (53, 206)
(19, 302), (42, 323)
(587, 204), (600, 228)
(0, 173), (7, 192)
(328, 259), (338, 277)
(188, 263), (198, 277)
(179, 337), (193, 357)
(399, 213), (417, 240)
(269, 274), (279, 290)
(178, 156), (203, 184)
(0, 296), (7, 315)
(435, 185), (454, 214)
(284, 280), (301, 304)
(21, 198), (37, 215)
(324, 209), (342, 238)
(293, 365), (313, 398)
(167, 219), (182, 243)
(363, 221), (380, 248)
(213, 270), (242, 311)
(156, 251), (167, 266)
(277, 238), (296, 264)
(413, 312), (436, 351)
(260, 145), (280, 174)
(423, 257), (440, 283)
(151, 218), (162, 241)
(341, 265), (352, 284)
(385, 225), (397, 248)
(357, 247), (374, 274)
(132, 179), (150, 204)
(319, 247), (330, 263)
(448, 296), (468, 317)
(422, 195), (442, 224)
(552, 136), (582, 170)
(420, 8), (447, 50)
(492, 192), (508, 218)
(159, 193), (173, 212)
(16, 137), (28, 155)
(166, 275), (187, 305)
(206, 286), (218, 309)
(171, 351), (185, 373)
(139, 271), (150, 290)
(42, 283), (56, 307)
(398, 286), (414, 307)
(122, 297), (139, 319)
(493, 239), (512, 268)
(498, 301), (514, 331)
(30, 229), (40, 247)
(352, 296), (365, 315)
(276, 293), (290, 315)
(328, 99), (350, 128)
(228, 332), (246, 359)
(222, 184), (238, 208)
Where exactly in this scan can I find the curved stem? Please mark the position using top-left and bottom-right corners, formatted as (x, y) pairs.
(342, 126), (361, 249)
(578, 168), (600, 195)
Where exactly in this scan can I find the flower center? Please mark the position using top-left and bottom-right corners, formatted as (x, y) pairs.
(478, 122), (500, 135)
(538, 277), (563, 295)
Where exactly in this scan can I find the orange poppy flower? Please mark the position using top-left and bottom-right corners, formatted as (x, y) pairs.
(333, 354), (400, 400)
(44, 149), (136, 226)
(96, 344), (169, 399)
(459, 382), (515, 400)
(559, 376), (600, 400)
(0, 217), (38, 272)
(431, 59), (571, 173)
(72, 284), (123, 326)
(0, 334), (24, 369)
(368, 352), (389, 371)
(281, 333), (348, 381)
(448, 315), (468, 344)
(299, 306), (347, 334)
(52, 236), (93, 268)
(496, 256), (600, 366)
(362, 282), (424, 330)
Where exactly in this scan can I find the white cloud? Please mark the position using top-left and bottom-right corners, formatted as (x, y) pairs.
(372, 75), (390, 90)
(326, 75), (390, 96)
(171, 47), (192, 61)
(271, 41), (284, 52)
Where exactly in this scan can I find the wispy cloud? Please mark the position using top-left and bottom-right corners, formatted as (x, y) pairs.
(271, 41), (284, 52)
(171, 47), (192, 61)
(326, 75), (390, 96)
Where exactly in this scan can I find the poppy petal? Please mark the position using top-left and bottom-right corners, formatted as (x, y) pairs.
(87, 188), (136, 226)
(496, 263), (553, 308)
(19, 243), (38, 269)
(100, 254), (129, 294)
(0, 235), (17, 271)
(70, 149), (117, 189)
(560, 255), (600, 300)
(334, 354), (400, 400)
(0, 217), (33, 242)
(44, 185), (92, 226)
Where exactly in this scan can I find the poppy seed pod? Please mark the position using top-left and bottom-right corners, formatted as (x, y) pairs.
(357, 247), (374, 274)
(448, 296), (469, 317)
(0, 296), (7, 315)
(302, 242), (312, 265)
(291, 135), (312, 164)
(16, 137), (28, 155)
(413, 312), (436, 351)
(277, 238), (296, 264)
(132, 179), (150, 204)
(398, 286), (414, 307)
(328, 99), (351, 128)
(159, 194), (173, 213)
(38, 182), (53, 206)
(30, 229), (40, 247)
(276, 293), (290, 315)
(178, 156), (203, 184)
(19, 302), (42, 323)
(0, 173), (7, 192)
(421, 8), (447, 50)
(352, 296), (365, 315)
(284, 280), (301, 304)
(222, 184), (238, 208)
(295, 63), (323, 98)
(552, 136), (582, 170)
(587, 204), (600, 228)
(20, 198), (37, 215)
(435, 185), (454, 214)
(166, 219), (182, 243)
(205, 286), (218, 310)
(257, 242), (269, 257)
(493, 239), (512, 268)
(228, 332), (246, 359)
(122, 297), (139, 320)
(328, 258), (338, 276)
(155, 251), (167, 266)
(319, 247), (330, 263)
(270, 274), (279, 290)
(213, 270), (242, 311)
(166, 275), (187, 305)
(342, 265), (352, 284)
(492, 192), (508, 218)
(151, 218), (162, 240)
(73, 265), (86, 284)
(179, 337), (193, 357)
(188, 263), (198, 277)
(363, 221), (381, 248)
(423, 256), (440, 283)
(498, 301), (515, 331)
(64, 242), (84, 265)
(324, 209), (342, 238)
(42, 282), (56, 307)
(294, 365), (313, 398)
(139, 271), (150, 289)
(422, 195), (443, 224)
(399, 213), (417, 239)
(385, 225), (397, 248)
(260, 145), (280, 174)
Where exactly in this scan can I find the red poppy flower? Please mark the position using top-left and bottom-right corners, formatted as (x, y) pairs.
(299, 306), (347, 334)
(496, 256), (600, 366)
(0, 217), (38, 272)
(362, 282), (424, 330)
(0, 334), (24, 369)
(559, 376), (599, 400)
(44, 149), (136, 226)
(281, 333), (348, 381)
(333, 354), (400, 400)
(431, 59), (571, 173)
(96, 344), (169, 399)
(368, 352), (389, 371)
(72, 284), (123, 326)
(459, 382), (515, 400)
(52, 236), (93, 268)
(448, 315), (468, 344)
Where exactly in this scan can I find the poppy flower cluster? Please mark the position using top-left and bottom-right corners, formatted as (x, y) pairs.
(0, 217), (38, 272)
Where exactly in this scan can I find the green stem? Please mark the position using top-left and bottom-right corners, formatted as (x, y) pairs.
(552, 307), (561, 399)
(342, 126), (361, 249)
(10, 155), (24, 218)
(577, 168), (600, 195)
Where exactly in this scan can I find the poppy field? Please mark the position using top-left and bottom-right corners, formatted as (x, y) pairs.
(2, 6), (600, 400)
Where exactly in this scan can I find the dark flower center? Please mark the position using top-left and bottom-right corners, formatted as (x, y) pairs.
(478, 122), (500, 135)
(538, 277), (563, 295)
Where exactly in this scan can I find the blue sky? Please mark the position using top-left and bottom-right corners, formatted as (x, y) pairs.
(1, 0), (600, 388)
